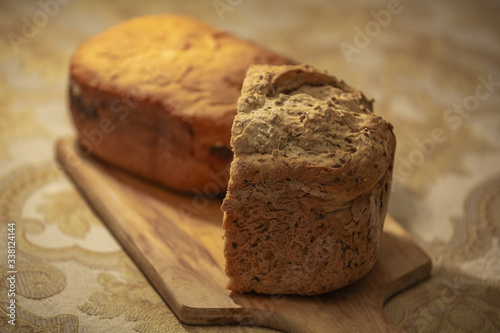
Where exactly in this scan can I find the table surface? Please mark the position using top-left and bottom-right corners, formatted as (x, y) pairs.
(1, 0), (499, 332)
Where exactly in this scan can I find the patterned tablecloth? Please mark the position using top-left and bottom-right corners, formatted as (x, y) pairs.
(1, 0), (499, 332)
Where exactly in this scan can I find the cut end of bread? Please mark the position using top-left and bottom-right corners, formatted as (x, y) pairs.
(221, 64), (396, 295)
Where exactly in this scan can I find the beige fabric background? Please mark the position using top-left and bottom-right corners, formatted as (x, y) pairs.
(1, 0), (499, 332)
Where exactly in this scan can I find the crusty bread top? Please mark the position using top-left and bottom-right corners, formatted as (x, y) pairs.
(70, 15), (293, 124)
(229, 64), (396, 202)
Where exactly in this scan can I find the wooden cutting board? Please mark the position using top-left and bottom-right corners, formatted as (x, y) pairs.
(56, 138), (431, 333)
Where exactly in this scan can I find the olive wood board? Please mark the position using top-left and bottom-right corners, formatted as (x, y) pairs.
(56, 137), (431, 333)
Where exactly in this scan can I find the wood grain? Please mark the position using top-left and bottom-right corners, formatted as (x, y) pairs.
(56, 138), (431, 333)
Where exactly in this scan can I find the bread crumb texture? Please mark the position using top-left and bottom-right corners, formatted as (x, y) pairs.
(222, 64), (396, 295)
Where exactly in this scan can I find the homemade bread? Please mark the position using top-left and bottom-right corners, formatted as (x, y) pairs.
(221, 64), (396, 295)
(69, 14), (293, 194)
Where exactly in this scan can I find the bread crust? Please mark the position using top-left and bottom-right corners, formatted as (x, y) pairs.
(69, 15), (293, 194)
(221, 64), (396, 295)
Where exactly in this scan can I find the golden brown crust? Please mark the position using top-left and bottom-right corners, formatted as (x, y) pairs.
(69, 14), (294, 194)
(221, 64), (396, 295)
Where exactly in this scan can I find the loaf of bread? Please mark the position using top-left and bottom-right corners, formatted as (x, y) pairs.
(221, 64), (396, 295)
(69, 15), (293, 194)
